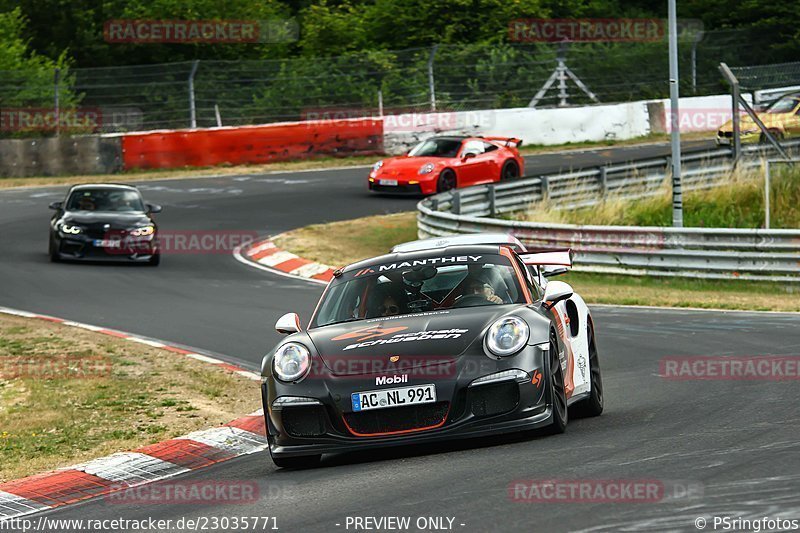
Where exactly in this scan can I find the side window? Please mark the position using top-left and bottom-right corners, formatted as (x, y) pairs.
(483, 141), (499, 153)
(461, 140), (485, 156)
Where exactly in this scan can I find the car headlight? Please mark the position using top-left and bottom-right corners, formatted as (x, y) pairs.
(485, 316), (529, 357)
(60, 224), (82, 234)
(272, 342), (311, 382)
(130, 225), (155, 237)
(372, 160), (384, 172)
(418, 163), (435, 175)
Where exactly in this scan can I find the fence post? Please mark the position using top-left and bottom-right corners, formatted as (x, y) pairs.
(54, 68), (61, 137)
(451, 190), (461, 215)
(539, 176), (549, 202)
(188, 60), (199, 128)
(488, 185), (497, 217)
(597, 167), (608, 198)
(428, 45), (438, 112)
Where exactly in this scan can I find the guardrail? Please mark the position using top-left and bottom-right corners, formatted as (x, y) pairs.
(417, 140), (800, 281)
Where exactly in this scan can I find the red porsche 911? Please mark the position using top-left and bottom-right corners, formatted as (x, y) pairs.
(368, 136), (525, 195)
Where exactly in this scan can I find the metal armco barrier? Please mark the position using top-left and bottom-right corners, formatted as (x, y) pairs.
(417, 140), (800, 281)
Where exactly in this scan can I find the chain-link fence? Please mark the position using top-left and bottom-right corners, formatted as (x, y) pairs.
(0, 28), (791, 136)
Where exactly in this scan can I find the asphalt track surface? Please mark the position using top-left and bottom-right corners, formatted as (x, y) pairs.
(4, 139), (800, 532)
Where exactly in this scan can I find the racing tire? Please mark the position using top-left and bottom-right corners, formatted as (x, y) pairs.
(48, 238), (61, 263)
(543, 329), (568, 434)
(147, 253), (160, 266)
(500, 159), (520, 181)
(759, 130), (784, 144)
(436, 169), (457, 193)
(570, 322), (604, 418)
(270, 454), (321, 470)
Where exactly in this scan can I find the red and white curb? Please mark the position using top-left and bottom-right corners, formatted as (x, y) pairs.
(0, 306), (268, 521)
(233, 237), (336, 285)
(0, 411), (267, 520)
(0, 306), (260, 382)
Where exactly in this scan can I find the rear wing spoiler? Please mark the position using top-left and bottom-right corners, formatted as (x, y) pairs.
(484, 136), (523, 148)
(519, 249), (572, 277)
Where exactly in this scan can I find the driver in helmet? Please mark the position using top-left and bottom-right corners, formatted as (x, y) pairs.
(465, 276), (503, 304)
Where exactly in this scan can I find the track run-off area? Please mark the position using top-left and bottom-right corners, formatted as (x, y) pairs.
(2, 139), (799, 532)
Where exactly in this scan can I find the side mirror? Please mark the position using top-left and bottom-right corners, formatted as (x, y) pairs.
(542, 265), (568, 278)
(461, 152), (477, 161)
(147, 203), (162, 213)
(48, 201), (62, 210)
(275, 312), (302, 335)
(543, 281), (573, 310)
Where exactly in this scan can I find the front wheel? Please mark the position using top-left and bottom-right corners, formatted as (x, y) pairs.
(543, 329), (568, 434)
(436, 169), (457, 193)
(147, 253), (160, 266)
(571, 322), (604, 418)
(759, 129), (784, 144)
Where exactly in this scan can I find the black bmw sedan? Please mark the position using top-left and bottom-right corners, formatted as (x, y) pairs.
(48, 184), (161, 265)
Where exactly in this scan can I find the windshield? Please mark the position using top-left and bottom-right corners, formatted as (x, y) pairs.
(66, 189), (145, 212)
(766, 96), (800, 114)
(408, 138), (463, 158)
(311, 253), (526, 328)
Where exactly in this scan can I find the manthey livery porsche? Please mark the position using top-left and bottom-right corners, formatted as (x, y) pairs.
(260, 233), (603, 468)
(368, 135), (525, 195)
(48, 184), (162, 265)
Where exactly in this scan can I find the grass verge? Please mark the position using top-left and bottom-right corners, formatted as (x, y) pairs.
(516, 165), (800, 229)
(271, 212), (799, 313)
(0, 314), (260, 482)
(0, 132), (712, 190)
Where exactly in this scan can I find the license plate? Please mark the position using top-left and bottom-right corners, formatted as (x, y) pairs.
(351, 384), (436, 412)
(379, 179), (398, 186)
(93, 239), (121, 248)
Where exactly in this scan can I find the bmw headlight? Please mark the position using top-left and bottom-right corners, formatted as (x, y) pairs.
(60, 224), (82, 235)
(418, 163), (435, 175)
(130, 225), (155, 237)
(372, 160), (384, 172)
(485, 316), (529, 357)
(272, 342), (311, 382)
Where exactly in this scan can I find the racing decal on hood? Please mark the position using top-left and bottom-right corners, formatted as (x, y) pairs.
(339, 328), (469, 351)
(331, 326), (408, 343)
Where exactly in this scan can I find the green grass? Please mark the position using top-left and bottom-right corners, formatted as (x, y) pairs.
(0, 315), (261, 481)
(517, 166), (800, 229)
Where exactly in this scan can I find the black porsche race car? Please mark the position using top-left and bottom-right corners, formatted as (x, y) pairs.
(48, 184), (161, 265)
(261, 233), (603, 468)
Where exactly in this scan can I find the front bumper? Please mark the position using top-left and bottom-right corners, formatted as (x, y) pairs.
(263, 345), (553, 458)
(53, 233), (158, 262)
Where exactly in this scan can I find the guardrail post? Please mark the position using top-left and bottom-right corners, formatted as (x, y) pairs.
(430, 198), (439, 211)
(488, 185), (496, 217)
(598, 167), (608, 198)
(451, 191), (461, 215)
(539, 176), (550, 202)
